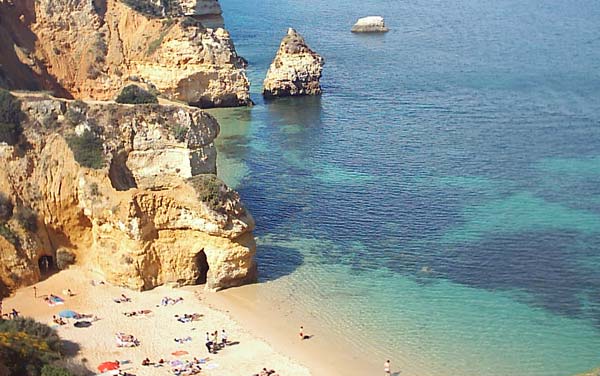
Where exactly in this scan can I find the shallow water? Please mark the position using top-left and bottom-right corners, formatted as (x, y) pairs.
(210, 0), (600, 375)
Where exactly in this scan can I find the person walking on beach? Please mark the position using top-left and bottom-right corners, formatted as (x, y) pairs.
(384, 360), (391, 376)
(33, 286), (37, 298)
(221, 329), (227, 346)
(299, 326), (304, 340)
(205, 332), (213, 353)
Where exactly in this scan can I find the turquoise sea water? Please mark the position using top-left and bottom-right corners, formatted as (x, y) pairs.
(211, 1), (600, 375)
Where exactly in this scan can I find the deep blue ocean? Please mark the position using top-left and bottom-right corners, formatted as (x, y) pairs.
(210, 0), (600, 375)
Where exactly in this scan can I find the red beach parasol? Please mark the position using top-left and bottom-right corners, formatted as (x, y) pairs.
(171, 350), (189, 356)
(97, 361), (120, 373)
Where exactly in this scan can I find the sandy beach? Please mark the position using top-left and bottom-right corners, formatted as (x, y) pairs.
(2, 267), (310, 376)
(2, 267), (382, 376)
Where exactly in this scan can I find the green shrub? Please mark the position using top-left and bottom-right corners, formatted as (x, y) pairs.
(0, 193), (13, 222)
(65, 100), (87, 126)
(115, 85), (158, 104)
(0, 318), (61, 348)
(122, 0), (162, 16)
(41, 365), (73, 376)
(172, 124), (188, 142)
(40, 113), (59, 130)
(122, 0), (182, 17)
(180, 16), (202, 29)
(0, 90), (22, 145)
(65, 130), (105, 169)
(0, 89), (20, 123)
(0, 224), (18, 247)
(0, 318), (75, 376)
(188, 174), (227, 211)
(0, 122), (22, 145)
(14, 206), (37, 232)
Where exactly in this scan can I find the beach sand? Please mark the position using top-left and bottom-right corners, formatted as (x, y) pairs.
(204, 285), (381, 376)
(2, 267), (309, 376)
(2, 267), (382, 376)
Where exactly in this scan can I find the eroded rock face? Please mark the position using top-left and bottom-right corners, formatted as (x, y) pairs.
(263, 28), (324, 98)
(0, 0), (249, 107)
(179, 0), (225, 28)
(180, 0), (222, 16)
(0, 93), (257, 293)
(351, 16), (389, 33)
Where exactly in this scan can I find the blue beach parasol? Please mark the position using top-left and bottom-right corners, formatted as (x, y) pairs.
(58, 310), (78, 318)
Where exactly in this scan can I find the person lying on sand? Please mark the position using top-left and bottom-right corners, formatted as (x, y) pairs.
(123, 310), (150, 317)
(52, 315), (66, 325)
(113, 294), (131, 303)
(174, 336), (192, 344)
(161, 296), (184, 306)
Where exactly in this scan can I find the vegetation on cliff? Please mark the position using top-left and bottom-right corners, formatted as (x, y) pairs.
(0, 89), (22, 145)
(122, 0), (183, 18)
(0, 318), (86, 376)
(188, 174), (232, 212)
(0, 194), (37, 248)
(65, 130), (106, 169)
(115, 85), (159, 105)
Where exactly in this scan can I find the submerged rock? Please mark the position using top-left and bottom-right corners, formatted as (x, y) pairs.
(263, 28), (324, 98)
(351, 16), (389, 33)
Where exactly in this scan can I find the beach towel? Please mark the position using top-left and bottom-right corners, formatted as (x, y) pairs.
(47, 295), (64, 306)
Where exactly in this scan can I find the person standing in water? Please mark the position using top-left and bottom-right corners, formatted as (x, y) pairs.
(384, 360), (391, 376)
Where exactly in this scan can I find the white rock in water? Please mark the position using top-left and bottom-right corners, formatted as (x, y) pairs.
(351, 16), (389, 33)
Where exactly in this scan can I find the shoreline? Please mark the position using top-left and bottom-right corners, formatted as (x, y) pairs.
(1, 266), (384, 376)
(2, 267), (311, 376)
(204, 283), (382, 376)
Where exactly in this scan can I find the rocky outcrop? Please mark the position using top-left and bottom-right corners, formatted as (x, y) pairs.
(0, 92), (257, 292)
(179, 0), (225, 28)
(263, 28), (324, 98)
(351, 16), (389, 33)
(0, 0), (249, 108)
(179, 0), (222, 16)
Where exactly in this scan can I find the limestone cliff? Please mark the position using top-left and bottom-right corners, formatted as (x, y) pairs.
(0, 0), (250, 108)
(0, 92), (257, 294)
(263, 28), (324, 98)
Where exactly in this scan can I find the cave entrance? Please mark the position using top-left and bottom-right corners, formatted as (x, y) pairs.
(195, 249), (209, 285)
(38, 255), (54, 275)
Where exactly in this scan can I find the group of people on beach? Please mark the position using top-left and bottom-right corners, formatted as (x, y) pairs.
(0, 298), (19, 319)
(205, 329), (228, 354)
(114, 294), (131, 303)
(253, 367), (281, 376)
(52, 315), (67, 325)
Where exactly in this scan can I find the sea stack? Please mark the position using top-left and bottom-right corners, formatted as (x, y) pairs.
(263, 28), (325, 98)
(351, 16), (389, 33)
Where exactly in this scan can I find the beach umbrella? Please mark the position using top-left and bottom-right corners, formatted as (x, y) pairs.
(74, 320), (91, 328)
(97, 361), (119, 373)
(58, 310), (78, 318)
(171, 350), (189, 356)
